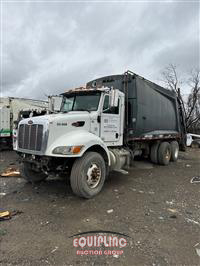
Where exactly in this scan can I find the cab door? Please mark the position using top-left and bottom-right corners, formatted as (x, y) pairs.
(100, 94), (121, 143)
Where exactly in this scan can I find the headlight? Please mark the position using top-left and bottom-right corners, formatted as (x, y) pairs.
(52, 145), (84, 155)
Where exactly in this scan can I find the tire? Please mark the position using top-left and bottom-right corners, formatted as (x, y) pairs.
(20, 162), (47, 183)
(150, 142), (160, 164)
(70, 152), (106, 199)
(158, 142), (171, 166)
(170, 141), (179, 162)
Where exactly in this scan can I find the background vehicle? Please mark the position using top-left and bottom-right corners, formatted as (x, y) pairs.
(0, 97), (48, 150)
(186, 133), (200, 148)
(16, 71), (186, 198)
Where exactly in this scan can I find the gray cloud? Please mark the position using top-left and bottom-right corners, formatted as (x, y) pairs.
(1, 1), (199, 99)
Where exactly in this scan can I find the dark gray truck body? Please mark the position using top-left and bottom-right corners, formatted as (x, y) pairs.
(87, 71), (186, 147)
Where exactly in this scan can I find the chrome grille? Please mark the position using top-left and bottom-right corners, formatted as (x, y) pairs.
(18, 124), (43, 151)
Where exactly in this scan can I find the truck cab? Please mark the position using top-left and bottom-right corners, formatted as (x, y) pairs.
(17, 87), (128, 198)
(60, 88), (124, 146)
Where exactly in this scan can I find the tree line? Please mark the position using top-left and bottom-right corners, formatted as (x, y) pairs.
(161, 64), (200, 134)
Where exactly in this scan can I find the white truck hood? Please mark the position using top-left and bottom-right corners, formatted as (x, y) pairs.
(19, 111), (91, 125)
(17, 111), (98, 155)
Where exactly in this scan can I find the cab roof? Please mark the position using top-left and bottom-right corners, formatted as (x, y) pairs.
(61, 86), (111, 96)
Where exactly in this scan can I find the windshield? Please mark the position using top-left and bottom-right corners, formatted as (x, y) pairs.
(61, 92), (101, 112)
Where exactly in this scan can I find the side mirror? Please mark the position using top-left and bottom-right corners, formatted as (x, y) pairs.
(109, 88), (119, 107)
(48, 96), (63, 113)
(13, 120), (19, 129)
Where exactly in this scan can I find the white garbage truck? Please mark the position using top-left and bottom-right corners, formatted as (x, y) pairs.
(16, 71), (186, 198)
(0, 97), (48, 150)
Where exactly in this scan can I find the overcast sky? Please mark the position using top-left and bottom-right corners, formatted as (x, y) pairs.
(1, 1), (199, 100)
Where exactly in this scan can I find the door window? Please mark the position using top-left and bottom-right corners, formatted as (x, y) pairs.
(103, 95), (119, 114)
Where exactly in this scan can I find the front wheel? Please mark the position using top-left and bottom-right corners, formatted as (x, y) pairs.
(70, 152), (106, 198)
(20, 162), (47, 183)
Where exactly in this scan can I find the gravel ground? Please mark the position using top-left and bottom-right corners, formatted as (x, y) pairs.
(0, 149), (200, 266)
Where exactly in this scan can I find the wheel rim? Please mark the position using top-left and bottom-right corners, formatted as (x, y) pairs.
(86, 163), (101, 189)
(165, 149), (170, 160)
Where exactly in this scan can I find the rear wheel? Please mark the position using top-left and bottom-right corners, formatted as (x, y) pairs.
(20, 162), (47, 183)
(170, 141), (179, 162)
(158, 142), (171, 165)
(150, 142), (160, 164)
(70, 152), (106, 198)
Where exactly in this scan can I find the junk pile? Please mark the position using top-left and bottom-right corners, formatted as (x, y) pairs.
(1, 167), (20, 177)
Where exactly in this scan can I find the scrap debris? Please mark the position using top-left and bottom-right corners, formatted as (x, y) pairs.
(0, 211), (10, 221)
(166, 200), (175, 205)
(167, 208), (178, 213)
(196, 248), (200, 257)
(190, 176), (200, 184)
(194, 243), (200, 257)
(107, 209), (114, 214)
(185, 218), (200, 226)
(51, 246), (59, 253)
(0, 210), (23, 221)
(1, 167), (20, 177)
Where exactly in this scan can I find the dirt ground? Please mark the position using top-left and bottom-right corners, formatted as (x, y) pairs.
(0, 149), (200, 266)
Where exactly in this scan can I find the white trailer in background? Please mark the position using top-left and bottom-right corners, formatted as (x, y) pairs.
(186, 133), (200, 147)
(0, 97), (48, 150)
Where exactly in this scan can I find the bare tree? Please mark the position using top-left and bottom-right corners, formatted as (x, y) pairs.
(161, 64), (180, 92)
(186, 70), (200, 132)
(161, 64), (200, 132)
